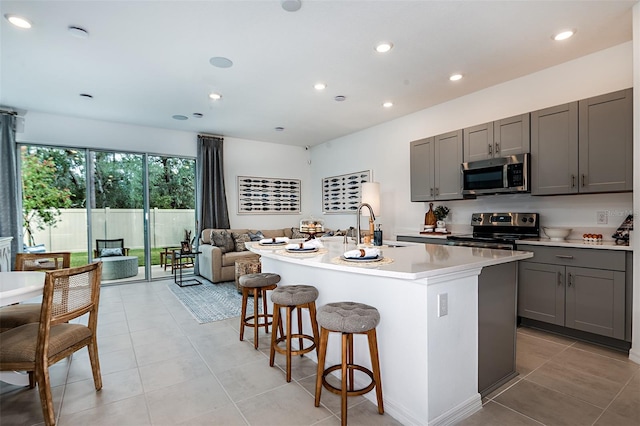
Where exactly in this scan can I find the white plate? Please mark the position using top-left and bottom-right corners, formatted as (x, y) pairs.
(341, 255), (382, 263)
(259, 241), (286, 246)
(286, 247), (319, 253)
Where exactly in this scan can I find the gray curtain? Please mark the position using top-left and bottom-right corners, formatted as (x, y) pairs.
(196, 134), (230, 237)
(0, 113), (21, 267)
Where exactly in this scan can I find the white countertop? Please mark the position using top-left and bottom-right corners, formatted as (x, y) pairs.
(516, 238), (632, 251)
(247, 239), (532, 281)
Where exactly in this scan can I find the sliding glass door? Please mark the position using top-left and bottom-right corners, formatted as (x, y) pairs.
(20, 144), (196, 283)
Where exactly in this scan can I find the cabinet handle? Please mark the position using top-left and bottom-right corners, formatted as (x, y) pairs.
(568, 272), (573, 287)
(430, 188), (434, 196)
(571, 175), (576, 188)
(435, 187), (439, 196)
(495, 143), (500, 154)
(488, 144), (493, 155)
(555, 254), (574, 259)
(557, 271), (562, 286)
(581, 174), (586, 187)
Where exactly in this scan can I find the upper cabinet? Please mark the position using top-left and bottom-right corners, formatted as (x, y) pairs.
(531, 88), (632, 195)
(578, 89), (633, 193)
(410, 130), (463, 201)
(463, 114), (530, 162)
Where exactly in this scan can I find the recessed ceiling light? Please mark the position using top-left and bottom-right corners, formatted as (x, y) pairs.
(68, 25), (89, 39)
(192, 113), (203, 118)
(5, 14), (31, 29)
(281, 0), (302, 12)
(172, 115), (188, 121)
(209, 57), (233, 68)
(79, 93), (93, 99)
(209, 93), (222, 100)
(275, 127), (285, 131)
(334, 95), (346, 102)
(449, 73), (463, 81)
(375, 42), (393, 53)
(553, 30), (575, 41)
(382, 101), (393, 108)
(314, 83), (327, 91)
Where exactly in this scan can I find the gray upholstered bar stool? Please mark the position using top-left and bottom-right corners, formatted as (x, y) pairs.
(269, 285), (320, 382)
(314, 301), (383, 426)
(239, 272), (281, 350)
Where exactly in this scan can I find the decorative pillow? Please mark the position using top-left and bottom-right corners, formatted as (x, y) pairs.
(210, 230), (235, 253)
(100, 247), (123, 257)
(232, 232), (251, 252)
(291, 228), (308, 239)
(248, 231), (265, 241)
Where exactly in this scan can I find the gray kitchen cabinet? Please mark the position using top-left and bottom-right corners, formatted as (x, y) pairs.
(531, 102), (579, 195)
(517, 244), (627, 340)
(578, 88), (633, 193)
(410, 130), (462, 201)
(410, 137), (434, 201)
(464, 114), (530, 162)
(531, 88), (632, 195)
(518, 261), (565, 326)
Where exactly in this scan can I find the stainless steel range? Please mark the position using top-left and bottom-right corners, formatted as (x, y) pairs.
(447, 212), (539, 249)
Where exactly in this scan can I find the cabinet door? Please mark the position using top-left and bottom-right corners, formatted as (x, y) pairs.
(410, 137), (435, 201)
(518, 261), (565, 325)
(531, 103), (578, 195)
(578, 88), (633, 193)
(463, 122), (493, 162)
(565, 267), (625, 339)
(494, 113), (530, 157)
(434, 130), (463, 200)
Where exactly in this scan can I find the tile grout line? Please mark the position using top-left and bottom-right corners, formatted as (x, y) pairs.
(490, 399), (547, 425)
(589, 368), (638, 426)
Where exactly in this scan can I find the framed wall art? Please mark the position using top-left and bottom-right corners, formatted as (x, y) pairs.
(237, 176), (301, 214)
(322, 170), (371, 214)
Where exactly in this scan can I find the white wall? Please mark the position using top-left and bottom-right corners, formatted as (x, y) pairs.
(16, 112), (312, 232)
(310, 42), (634, 239)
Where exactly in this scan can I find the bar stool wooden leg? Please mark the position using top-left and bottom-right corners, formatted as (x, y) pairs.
(253, 288), (260, 349)
(341, 332), (349, 426)
(285, 305), (293, 381)
(239, 287), (248, 342)
(314, 327), (329, 407)
(269, 303), (280, 367)
(368, 328), (384, 413)
(309, 302), (320, 351)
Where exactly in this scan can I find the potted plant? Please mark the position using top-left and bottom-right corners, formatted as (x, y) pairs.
(434, 205), (450, 229)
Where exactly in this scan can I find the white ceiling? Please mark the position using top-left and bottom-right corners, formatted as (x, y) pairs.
(0, 1), (636, 147)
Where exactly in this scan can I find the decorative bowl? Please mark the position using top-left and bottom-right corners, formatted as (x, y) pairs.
(542, 227), (572, 241)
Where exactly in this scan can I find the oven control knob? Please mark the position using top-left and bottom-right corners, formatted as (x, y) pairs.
(521, 217), (527, 223)
(528, 217), (534, 223)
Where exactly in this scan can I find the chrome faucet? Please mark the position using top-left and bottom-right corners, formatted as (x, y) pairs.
(356, 203), (376, 245)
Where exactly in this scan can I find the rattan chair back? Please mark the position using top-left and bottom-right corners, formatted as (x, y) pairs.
(14, 252), (71, 271)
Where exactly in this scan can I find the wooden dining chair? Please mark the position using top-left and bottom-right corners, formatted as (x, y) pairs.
(0, 262), (103, 426)
(0, 252), (72, 333)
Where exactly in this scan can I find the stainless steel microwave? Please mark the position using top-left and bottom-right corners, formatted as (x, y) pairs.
(461, 153), (529, 195)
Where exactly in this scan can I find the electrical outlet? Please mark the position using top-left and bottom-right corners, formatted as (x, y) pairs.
(437, 293), (448, 317)
(597, 211), (608, 225)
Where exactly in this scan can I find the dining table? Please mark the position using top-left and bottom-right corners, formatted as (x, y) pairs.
(0, 271), (46, 386)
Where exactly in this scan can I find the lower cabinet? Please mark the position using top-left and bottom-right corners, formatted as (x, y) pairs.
(518, 245), (628, 341)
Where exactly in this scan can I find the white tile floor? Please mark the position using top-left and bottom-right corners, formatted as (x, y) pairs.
(1, 279), (638, 425)
(0, 279), (400, 426)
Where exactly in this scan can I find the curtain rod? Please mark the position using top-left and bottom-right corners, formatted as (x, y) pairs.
(198, 132), (223, 138)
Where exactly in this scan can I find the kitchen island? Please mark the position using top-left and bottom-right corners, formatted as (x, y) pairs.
(247, 239), (533, 425)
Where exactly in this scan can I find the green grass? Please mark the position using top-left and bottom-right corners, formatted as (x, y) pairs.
(70, 248), (165, 267)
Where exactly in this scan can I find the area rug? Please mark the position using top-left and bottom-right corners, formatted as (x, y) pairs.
(167, 281), (260, 324)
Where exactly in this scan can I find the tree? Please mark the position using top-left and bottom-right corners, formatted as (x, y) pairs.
(21, 148), (74, 246)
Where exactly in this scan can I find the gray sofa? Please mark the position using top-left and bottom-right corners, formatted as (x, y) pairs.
(198, 228), (296, 283)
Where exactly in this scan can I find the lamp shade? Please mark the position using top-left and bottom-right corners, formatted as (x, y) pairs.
(361, 182), (380, 216)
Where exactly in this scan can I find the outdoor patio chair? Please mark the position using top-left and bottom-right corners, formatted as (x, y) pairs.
(0, 252), (72, 333)
(94, 238), (129, 258)
(0, 262), (103, 426)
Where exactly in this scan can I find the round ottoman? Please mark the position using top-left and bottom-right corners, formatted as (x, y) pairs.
(98, 256), (138, 280)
